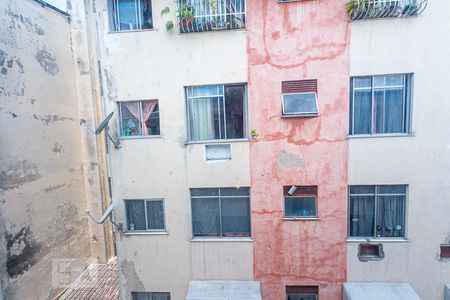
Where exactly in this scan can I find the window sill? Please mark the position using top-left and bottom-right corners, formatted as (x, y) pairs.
(190, 237), (253, 242)
(108, 29), (155, 34)
(118, 135), (162, 140)
(281, 114), (319, 119)
(124, 231), (168, 236)
(347, 238), (409, 243)
(283, 217), (319, 221)
(348, 133), (414, 139)
(185, 138), (250, 145)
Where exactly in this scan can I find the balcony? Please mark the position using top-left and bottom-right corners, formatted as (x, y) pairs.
(177, 0), (245, 33)
(347, 0), (428, 21)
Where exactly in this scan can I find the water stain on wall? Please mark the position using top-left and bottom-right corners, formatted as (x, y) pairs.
(35, 48), (59, 75)
(0, 160), (41, 190)
(5, 226), (41, 277)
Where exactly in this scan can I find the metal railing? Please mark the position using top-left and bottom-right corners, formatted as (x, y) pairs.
(350, 0), (427, 20)
(177, 0), (245, 33)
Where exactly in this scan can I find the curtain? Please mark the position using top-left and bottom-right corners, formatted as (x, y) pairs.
(141, 100), (157, 135)
(146, 201), (164, 230)
(350, 195), (375, 237)
(189, 98), (215, 140)
(375, 88), (403, 133)
(221, 197), (250, 237)
(151, 293), (170, 300)
(353, 90), (372, 134)
(377, 195), (405, 237)
(124, 102), (142, 135)
(126, 200), (146, 230)
(191, 198), (220, 236)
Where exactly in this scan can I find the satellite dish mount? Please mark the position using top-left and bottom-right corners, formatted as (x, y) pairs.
(95, 112), (120, 149)
(86, 199), (122, 230)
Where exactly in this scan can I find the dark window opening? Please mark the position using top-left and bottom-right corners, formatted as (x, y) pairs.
(286, 286), (318, 300)
(358, 243), (384, 262)
(109, 0), (153, 32)
(284, 186), (318, 219)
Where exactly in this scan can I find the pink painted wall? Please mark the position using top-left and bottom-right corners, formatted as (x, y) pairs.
(247, 1), (350, 299)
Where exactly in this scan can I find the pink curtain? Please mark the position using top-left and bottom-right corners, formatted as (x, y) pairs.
(141, 100), (157, 135)
(125, 101), (157, 135)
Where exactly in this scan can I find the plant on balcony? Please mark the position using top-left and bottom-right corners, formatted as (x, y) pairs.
(177, 5), (195, 28)
(161, 6), (174, 31)
(345, 0), (367, 16)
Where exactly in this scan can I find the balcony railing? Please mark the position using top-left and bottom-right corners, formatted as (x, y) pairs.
(177, 0), (245, 33)
(349, 0), (428, 20)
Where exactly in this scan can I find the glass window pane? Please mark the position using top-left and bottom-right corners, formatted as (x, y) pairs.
(143, 101), (160, 136)
(354, 77), (371, 88)
(376, 195), (405, 238)
(146, 201), (164, 230)
(188, 85), (223, 97)
(224, 85), (245, 139)
(152, 292), (170, 300)
(374, 88), (404, 134)
(190, 188), (219, 197)
(132, 292), (151, 300)
(188, 97), (222, 141)
(284, 197), (317, 217)
(352, 90), (372, 134)
(349, 185), (375, 195)
(117, 0), (139, 30)
(349, 195), (375, 237)
(283, 93), (318, 115)
(221, 197), (251, 237)
(220, 187), (250, 197)
(191, 198), (220, 237)
(140, 0), (153, 29)
(377, 185), (406, 194)
(287, 295), (317, 300)
(126, 200), (146, 230)
(120, 102), (142, 136)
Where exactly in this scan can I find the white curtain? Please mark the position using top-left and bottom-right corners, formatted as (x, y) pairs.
(189, 98), (215, 140)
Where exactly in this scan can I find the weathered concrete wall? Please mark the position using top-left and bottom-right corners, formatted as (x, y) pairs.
(348, 1), (450, 299)
(0, 0), (100, 299)
(247, 1), (350, 299)
(92, 0), (252, 299)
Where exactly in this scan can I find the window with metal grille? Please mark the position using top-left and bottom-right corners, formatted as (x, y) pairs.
(190, 187), (251, 238)
(186, 84), (247, 141)
(131, 292), (170, 300)
(349, 185), (406, 238)
(286, 286), (318, 300)
(281, 80), (318, 117)
(125, 199), (165, 232)
(283, 186), (318, 219)
(177, 0), (246, 33)
(350, 74), (412, 135)
(118, 100), (160, 137)
(109, 0), (153, 32)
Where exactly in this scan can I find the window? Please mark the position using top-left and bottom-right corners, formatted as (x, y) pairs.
(350, 74), (412, 135)
(441, 244), (450, 259)
(125, 199), (165, 231)
(349, 185), (406, 238)
(186, 84), (246, 141)
(358, 243), (384, 262)
(286, 286), (318, 300)
(177, 0), (246, 33)
(131, 292), (170, 300)
(190, 187), (250, 238)
(119, 100), (160, 137)
(282, 80), (318, 117)
(284, 186), (318, 219)
(109, 0), (153, 32)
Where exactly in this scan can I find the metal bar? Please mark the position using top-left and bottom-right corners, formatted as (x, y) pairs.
(31, 0), (70, 17)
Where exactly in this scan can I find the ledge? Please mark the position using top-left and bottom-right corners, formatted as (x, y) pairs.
(190, 238), (253, 242)
(185, 138), (250, 145)
(283, 217), (320, 221)
(118, 135), (162, 140)
(108, 29), (156, 34)
(347, 238), (409, 243)
(348, 133), (414, 139)
(124, 231), (168, 236)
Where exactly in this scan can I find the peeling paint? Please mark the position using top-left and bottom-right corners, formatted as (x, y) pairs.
(4, 7), (45, 36)
(0, 160), (41, 190)
(44, 183), (66, 193)
(35, 48), (59, 75)
(277, 150), (303, 169)
(121, 260), (145, 291)
(52, 142), (63, 153)
(34, 114), (74, 125)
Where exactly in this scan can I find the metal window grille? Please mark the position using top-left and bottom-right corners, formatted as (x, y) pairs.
(177, 0), (245, 33)
(350, 0), (428, 20)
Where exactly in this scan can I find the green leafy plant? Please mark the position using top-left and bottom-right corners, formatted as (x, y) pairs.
(346, 0), (366, 16)
(177, 6), (195, 21)
(161, 6), (175, 31)
(161, 6), (170, 17)
(250, 129), (260, 143)
(165, 20), (174, 31)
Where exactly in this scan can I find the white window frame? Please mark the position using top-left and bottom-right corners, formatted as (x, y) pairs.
(124, 198), (166, 232)
(281, 92), (319, 117)
(109, 0), (153, 32)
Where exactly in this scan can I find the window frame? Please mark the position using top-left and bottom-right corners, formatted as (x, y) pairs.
(348, 185), (407, 239)
(109, 0), (154, 32)
(190, 187), (251, 239)
(117, 100), (161, 138)
(185, 83), (248, 143)
(131, 292), (171, 300)
(281, 91), (319, 117)
(283, 195), (318, 219)
(286, 286), (319, 300)
(349, 73), (413, 136)
(124, 198), (166, 232)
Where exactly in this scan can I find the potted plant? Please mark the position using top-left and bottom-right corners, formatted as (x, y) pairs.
(177, 5), (195, 32)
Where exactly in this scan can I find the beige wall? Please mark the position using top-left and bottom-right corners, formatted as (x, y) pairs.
(93, 1), (252, 299)
(0, 0), (107, 299)
(348, 1), (450, 299)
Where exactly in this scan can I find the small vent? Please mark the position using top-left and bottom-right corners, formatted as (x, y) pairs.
(282, 79), (317, 94)
(358, 243), (384, 262)
(441, 244), (450, 259)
